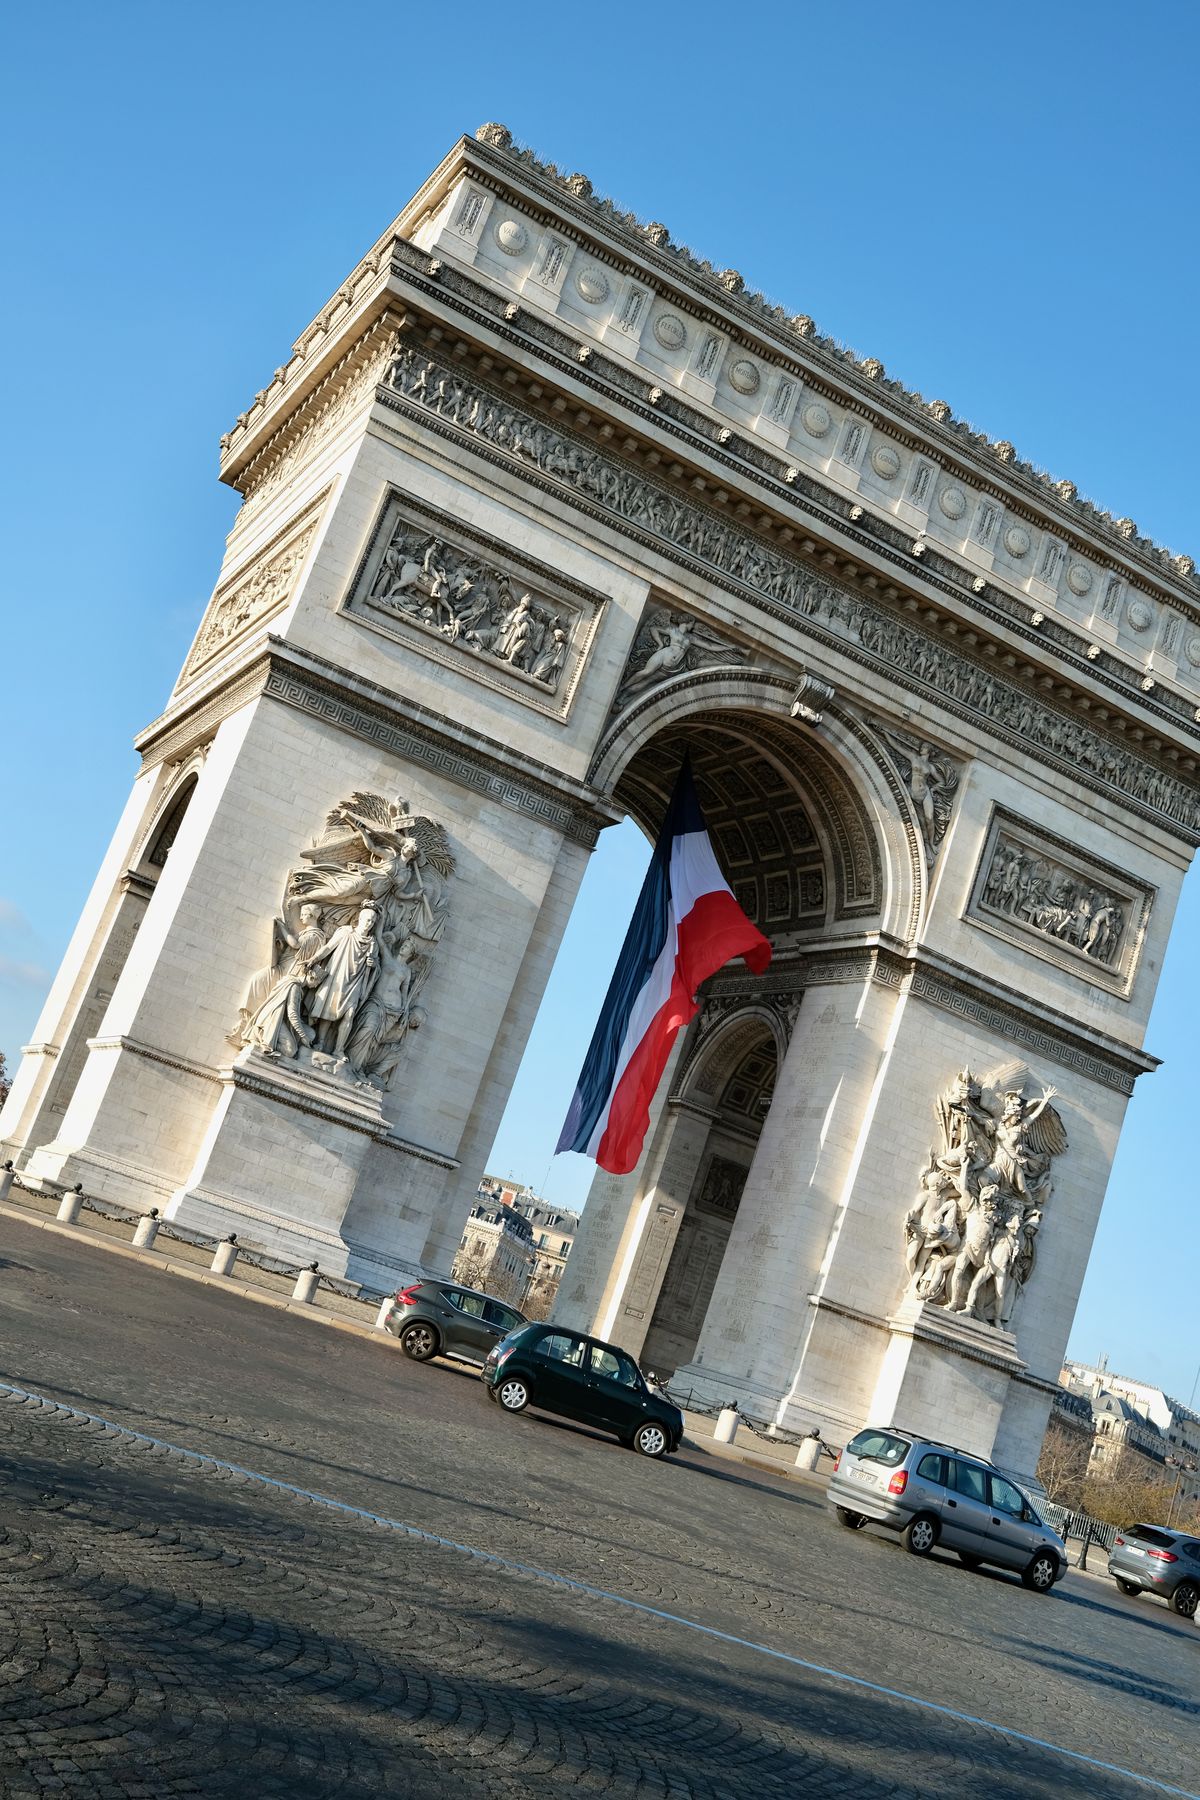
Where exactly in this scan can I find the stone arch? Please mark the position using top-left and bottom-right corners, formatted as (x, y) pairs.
(589, 669), (925, 943)
(0, 754), (212, 1161)
(131, 752), (207, 880)
(673, 1001), (789, 1108)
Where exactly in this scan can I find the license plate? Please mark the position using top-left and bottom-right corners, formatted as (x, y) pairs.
(848, 1467), (878, 1485)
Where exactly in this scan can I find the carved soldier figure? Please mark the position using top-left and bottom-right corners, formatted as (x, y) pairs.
(903, 1167), (962, 1290)
(230, 902), (327, 1047)
(309, 904), (381, 1066)
(496, 593), (535, 666)
(530, 624), (568, 686)
(1084, 897), (1123, 961)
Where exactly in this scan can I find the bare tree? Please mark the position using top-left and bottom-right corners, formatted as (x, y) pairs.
(1035, 1414), (1090, 1511)
(485, 1264), (528, 1308)
(0, 1051), (9, 1110)
(521, 1272), (561, 1322)
(1082, 1449), (1178, 1528)
(450, 1244), (528, 1308)
(451, 1246), (491, 1292)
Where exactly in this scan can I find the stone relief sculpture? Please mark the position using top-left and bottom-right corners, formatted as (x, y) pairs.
(902, 1067), (1068, 1328)
(187, 516), (319, 676)
(877, 727), (961, 859)
(230, 792), (452, 1090)
(364, 516), (574, 691)
(382, 342), (1200, 835)
(614, 606), (749, 710)
(980, 836), (1126, 966)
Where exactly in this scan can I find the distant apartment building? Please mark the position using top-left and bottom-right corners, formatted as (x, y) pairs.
(465, 1177), (580, 1313)
(1060, 1358), (1200, 1505)
(453, 1195), (535, 1304)
(512, 1198), (578, 1295)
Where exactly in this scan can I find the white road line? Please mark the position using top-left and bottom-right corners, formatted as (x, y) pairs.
(3, 1379), (1195, 1800)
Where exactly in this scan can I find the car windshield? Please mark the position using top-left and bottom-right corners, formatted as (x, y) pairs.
(590, 1345), (641, 1387)
(845, 1430), (910, 1467)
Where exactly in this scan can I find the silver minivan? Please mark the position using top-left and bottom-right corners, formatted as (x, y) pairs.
(827, 1426), (1066, 1592)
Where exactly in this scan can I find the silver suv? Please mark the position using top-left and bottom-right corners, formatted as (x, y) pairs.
(827, 1426), (1066, 1593)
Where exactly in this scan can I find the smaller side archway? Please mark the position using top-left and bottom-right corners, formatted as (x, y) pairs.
(0, 756), (208, 1164)
(636, 1007), (782, 1381)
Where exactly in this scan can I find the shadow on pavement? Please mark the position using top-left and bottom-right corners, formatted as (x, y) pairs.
(0, 1432), (1171, 1800)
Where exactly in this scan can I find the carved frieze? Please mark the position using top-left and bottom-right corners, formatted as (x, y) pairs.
(380, 344), (1200, 841)
(344, 490), (603, 719)
(237, 330), (399, 517)
(694, 1154), (748, 1223)
(229, 791), (454, 1096)
(613, 605), (749, 712)
(967, 811), (1152, 994)
(874, 726), (962, 862)
(184, 498), (325, 679)
(903, 1065), (1068, 1332)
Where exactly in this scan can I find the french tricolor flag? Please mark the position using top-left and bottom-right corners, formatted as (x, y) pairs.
(556, 756), (771, 1175)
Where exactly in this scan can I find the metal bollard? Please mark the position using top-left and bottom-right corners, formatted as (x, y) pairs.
(132, 1208), (161, 1250)
(0, 1160), (14, 1204)
(794, 1432), (824, 1472)
(56, 1182), (84, 1225)
(714, 1405), (740, 1445)
(210, 1234), (239, 1277)
(375, 1293), (396, 1330)
(292, 1262), (320, 1304)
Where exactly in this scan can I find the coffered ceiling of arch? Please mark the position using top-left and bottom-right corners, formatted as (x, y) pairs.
(717, 1034), (778, 1125)
(613, 711), (881, 935)
(675, 1009), (780, 1116)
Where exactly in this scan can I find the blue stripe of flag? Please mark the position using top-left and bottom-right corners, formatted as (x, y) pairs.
(555, 758), (700, 1156)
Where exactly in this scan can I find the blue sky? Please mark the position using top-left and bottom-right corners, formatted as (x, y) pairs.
(2, 2), (1197, 1401)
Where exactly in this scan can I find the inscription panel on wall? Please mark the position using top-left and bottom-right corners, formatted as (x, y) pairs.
(343, 488), (605, 720)
(966, 809), (1153, 995)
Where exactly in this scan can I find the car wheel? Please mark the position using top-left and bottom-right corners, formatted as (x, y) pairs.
(1114, 1577), (1141, 1597)
(1169, 1579), (1199, 1619)
(400, 1322), (439, 1362)
(957, 1552), (983, 1570)
(632, 1421), (668, 1459)
(497, 1377), (530, 1413)
(901, 1513), (939, 1557)
(1022, 1550), (1059, 1593)
(835, 1507), (867, 1530)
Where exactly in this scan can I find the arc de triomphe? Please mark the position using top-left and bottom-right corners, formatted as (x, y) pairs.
(6, 125), (1197, 1479)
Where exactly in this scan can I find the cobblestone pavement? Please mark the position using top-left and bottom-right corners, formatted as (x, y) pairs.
(0, 1215), (1196, 1798)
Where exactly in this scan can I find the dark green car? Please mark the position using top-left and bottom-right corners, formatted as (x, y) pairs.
(482, 1323), (684, 1458)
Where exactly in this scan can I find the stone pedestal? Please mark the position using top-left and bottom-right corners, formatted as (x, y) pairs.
(867, 1293), (1027, 1463)
(165, 1049), (455, 1289)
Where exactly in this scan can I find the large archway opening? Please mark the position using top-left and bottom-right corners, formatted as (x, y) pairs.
(486, 693), (910, 1320)
(611, 707), (883, 940)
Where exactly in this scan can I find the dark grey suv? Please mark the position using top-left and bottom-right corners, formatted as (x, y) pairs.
(1109, 1523), (1200, 1617)
(384, 1281), (526, 1365)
